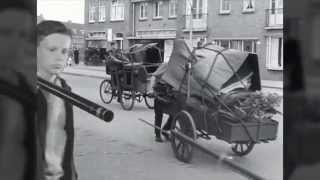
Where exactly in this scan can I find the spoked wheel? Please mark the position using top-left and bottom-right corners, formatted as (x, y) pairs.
(99, 79), (113, 104)
(120, 90), (135, 110)
(171, 110), (196, 163)
(144, 92), (155, 109)
(231, 141), (255, 156)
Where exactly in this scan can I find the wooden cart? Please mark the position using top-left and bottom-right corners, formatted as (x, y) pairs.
(153, 40), (279, 163)
(100, 43), (162, 110)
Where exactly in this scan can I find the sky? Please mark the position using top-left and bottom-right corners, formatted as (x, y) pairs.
(37, 0), (85, 24)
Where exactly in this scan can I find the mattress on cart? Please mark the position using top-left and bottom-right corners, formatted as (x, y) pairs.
(158, 39), (261, 98)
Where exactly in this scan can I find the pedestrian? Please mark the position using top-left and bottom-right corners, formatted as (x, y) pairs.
(37, 20), (78, 180)
(152, 63), (173, 142)
(74, 48), (79, 65)
(67, 56), (73, 66)
(0, 1), (38, 180)
(84, 47), (89, 64)
(108, 42), (117, 57)
(197, 38), (205, 47)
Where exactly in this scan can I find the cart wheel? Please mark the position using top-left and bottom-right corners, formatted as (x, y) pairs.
(99, 79), (113, 104)
(120, 90), (135, 110)
(231, 141), (255, 156)
(144, 93), (154, 109)
(171, 110), (196, 163)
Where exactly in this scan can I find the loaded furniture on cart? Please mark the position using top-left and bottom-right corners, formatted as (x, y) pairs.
(100, 43), (162, 110)
(152, 39), (281, 163)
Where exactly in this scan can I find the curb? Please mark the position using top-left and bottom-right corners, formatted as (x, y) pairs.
(62, 71), (108, 80)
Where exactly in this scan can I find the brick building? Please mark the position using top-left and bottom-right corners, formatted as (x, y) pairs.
(63, 21), (86, 50)
(84, 0), (133, 50)
(207, 0), (283, 81)
(84, 0), (283, 81)
(129, 0), (178, 62)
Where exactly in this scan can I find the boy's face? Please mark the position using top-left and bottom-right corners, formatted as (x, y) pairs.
(37, 33), (71, 76)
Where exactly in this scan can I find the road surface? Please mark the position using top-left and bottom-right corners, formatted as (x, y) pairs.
(62, 74), (283, 180)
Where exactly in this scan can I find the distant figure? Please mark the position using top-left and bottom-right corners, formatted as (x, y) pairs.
(197, 38), (205, 47)
(84, 47), (89, 63)
(73, 48), (79, 65)
(108, 42), (117, 57)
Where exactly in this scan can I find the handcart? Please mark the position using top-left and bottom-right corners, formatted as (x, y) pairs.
(152, 40), (280, 163)
(100, 43), (162, 110)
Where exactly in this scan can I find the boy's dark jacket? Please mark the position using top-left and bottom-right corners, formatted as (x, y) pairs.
(37, 76), (77, 180)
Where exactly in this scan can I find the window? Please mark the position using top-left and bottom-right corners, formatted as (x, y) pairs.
(169, 0), (177, 17)
(271, 0), (283, 14)
(153, 1), (162, 18)
(192, 0), (205, 19)
(266, 37), (283, 70)
(89, 6), (96, 23)
(230, 40), (242, 50)
(213, 39), (258, 53)
(243, 40), (257, 53)
(111, 0), (125, 21)
(220, 0), (231, 14)
(220, 40), (230, 49)
(140, 3), (147, 19)
(243, 0), (255, 12)
(99, 5), (106, 22)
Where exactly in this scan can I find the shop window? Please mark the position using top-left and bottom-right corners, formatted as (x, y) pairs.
(266, 36), (283, 70)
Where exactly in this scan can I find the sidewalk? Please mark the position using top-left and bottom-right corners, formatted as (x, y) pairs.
(63, 65), (283, 96)
(63, 64), (107, 79)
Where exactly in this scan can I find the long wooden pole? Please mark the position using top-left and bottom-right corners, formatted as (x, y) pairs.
(138, 118), (266, 180)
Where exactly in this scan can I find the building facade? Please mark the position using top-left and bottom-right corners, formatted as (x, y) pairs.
(64, 21), (86, 50)
(84, 0), (133, 50)
(129, 0), (178, 62)
(206, 0), (283, 81)
(84, 0), (283, 82)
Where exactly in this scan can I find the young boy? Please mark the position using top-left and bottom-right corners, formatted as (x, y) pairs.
(37, 20), (77, 180)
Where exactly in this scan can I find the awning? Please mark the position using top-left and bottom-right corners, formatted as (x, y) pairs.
(85, 37), (106, 40)
(127, 35), (176, 40)
(131, 0), (163, 2)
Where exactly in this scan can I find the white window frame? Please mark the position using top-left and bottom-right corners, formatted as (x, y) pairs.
(169, 0), (177, 18)
(243, 0), (255, 12)
(99, 5), (106, 22)
(266, 36), (283, 70)
(110, 0), (125, 21)
(213, 39), (258, 53)
(191, 0), (207, 19)
(220, 0), (231, 14)
(153, 1), (163, 19)
(89, 6), (96, 23)
(139, 3), (147, 20)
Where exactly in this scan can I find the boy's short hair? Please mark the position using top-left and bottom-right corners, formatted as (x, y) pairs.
(37, 20), (72, 45)
(110, 42), (115, 46)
